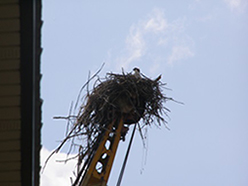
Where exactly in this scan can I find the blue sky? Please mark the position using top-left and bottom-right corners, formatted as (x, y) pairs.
(40, 1), (248, 185)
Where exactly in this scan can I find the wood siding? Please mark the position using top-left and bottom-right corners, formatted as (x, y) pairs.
(0, 1), (21, 185)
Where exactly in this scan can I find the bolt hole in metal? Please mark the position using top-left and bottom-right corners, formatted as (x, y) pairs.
(105, 140), (111, 150)
(109, 132), (114, 138)
(102, 153), (108, 159)
(95, 162), (103, 174)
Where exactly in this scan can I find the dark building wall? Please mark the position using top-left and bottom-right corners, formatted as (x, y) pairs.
(20, 0), (42, 185)
(0, 0), (42, 185)
(0, 1), (22, 185)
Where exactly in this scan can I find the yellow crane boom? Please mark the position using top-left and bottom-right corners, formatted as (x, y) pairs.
(77, 118), (124, 186)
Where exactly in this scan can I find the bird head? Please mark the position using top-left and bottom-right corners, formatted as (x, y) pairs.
(133, 67), (140, 73)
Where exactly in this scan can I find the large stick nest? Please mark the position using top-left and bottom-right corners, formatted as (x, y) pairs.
(71, 70), (171, 162)
(46, 69), (173, 184)
(77, 71), (168, 130)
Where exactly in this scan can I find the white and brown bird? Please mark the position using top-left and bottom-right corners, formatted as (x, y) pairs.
(133, 67), (141, 79)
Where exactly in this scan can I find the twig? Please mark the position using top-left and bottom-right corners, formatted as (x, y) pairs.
(74, 63), (105, 111)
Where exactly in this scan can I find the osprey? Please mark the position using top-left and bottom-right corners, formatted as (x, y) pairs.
(133, 67), (141, 79)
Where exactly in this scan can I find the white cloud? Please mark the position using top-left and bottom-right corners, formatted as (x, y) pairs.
(168, 46), (195, 65)
(144, 8), (168, 33)
(224, 0), (248, 12)
(118, 25), (146, 70)
(40, 147), (78, 186)
(116, 8), (194, 72)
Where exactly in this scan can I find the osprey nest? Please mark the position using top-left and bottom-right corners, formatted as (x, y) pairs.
(50, 68), (173, 175)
